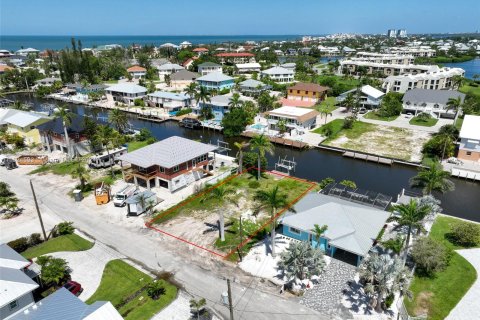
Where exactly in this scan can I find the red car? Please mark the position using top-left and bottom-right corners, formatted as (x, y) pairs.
(63, 280), (82, 296)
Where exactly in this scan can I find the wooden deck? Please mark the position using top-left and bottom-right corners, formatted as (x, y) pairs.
(241, 131), (308, 149)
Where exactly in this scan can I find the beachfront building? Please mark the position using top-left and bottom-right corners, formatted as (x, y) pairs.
(265, 106), (319, 132)
(340, 60), (437, 77)
(147, 91), (192, 113)
(337, 85), (385, 109)
(170, 70), (200, 90)
(382, 67), (465, 93)
(235, 62), (261, 74)
(0, 244), (40, 320)
(402, 89), (465, 118)
(119, 136), (217, 192)
(458, 115), (480, 162)
(238, 79), (271, 96)
(15, 48), (40, 56)
(260, 66), (294, 83)
(127, 65), (147, 79)
(37, 117), (91, 156)
(157, 63), (184, 81)
(385, 46), (436, 57)
(193, 47), (209, 56)
(287, 82), (329, 103)
(280, 192), (391, 266)
(197, 62), (222, 76)
(1, 110), (51, 146)
(196, 73), (234, 91)
(215, 52), (256, 64)
(105, 83), (147, 106)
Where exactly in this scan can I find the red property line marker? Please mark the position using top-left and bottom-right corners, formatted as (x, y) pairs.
(145, 167), (317, 260)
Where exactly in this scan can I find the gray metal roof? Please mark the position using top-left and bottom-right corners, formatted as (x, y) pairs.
(106, 83), (147, 94)
(126, 190), (156, 204)
(239, 79), (267, 88)
(0, 243), (30, 269)
(281, 193), (390, 256)
(120, 136), (217, 168)
(197, 72), (234, 82)
(170, 69), (199, 81)
(198, 62), (221, 67)
(403, 89), (465, 105)
(0, 267), (39, 307)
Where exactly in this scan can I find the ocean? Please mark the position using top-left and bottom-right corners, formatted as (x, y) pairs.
(0, 35), (302, 51)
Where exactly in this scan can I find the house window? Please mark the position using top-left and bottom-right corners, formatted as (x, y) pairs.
(466, 152), (472, 156)
(9, 300), (18, 310)
(173, 165), (179, 172)
(289, 227), (301, 235)
(159, 167), (165, 173)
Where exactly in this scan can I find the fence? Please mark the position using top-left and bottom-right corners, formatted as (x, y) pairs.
(203, 169), (235, 186)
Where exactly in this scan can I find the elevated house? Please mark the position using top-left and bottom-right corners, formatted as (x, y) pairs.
(287, 82), (329, 103)
(157, 63), (184, 81)
(458, 115), (480, 162)
(196, 73), (234, 91)
(147, 91), (192, 113)
(215, 52), (256, 64)
(265, 106), (319, 133)
(235, 62), (261, 74)
(239, 79), (271, 96)
(105, 83), (147, 106)
(15, 48), (40, 56)
(280, 192), (391, 266)
(337, 85), (385, 109)
(197, 62), (222, 76)
(402, 89), (465, 118)
(260, 66), (294, 83)
(127, 65), (147, 79)
(193, 47), (209, 56)
(0, 110), (51, 146)
(193, 94), (251, 121)
(119, 136), (217, 192)
(170, 69), (199, 90)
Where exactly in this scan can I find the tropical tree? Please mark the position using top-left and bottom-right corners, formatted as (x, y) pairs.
(234, 141), (249, 173)
(54, 105), (75, 158)
(410, 161), (455, 195)
(277, 118), (288, 135)
(320, 107), (333, 124)
(254, 186), (291, 257)
(451, 75), (465, 89)
(70, 162), (90, 190)
(310, 224), (328, 249)
(190, 298), (207, 320)
(359, 253), (412, 312)
(146, 281), (166, 300)
(201, 186), (238, 241)
(388, 199), (431, 260)
(36, 255), (71, 286)
(228, 93), (243, 109)
(11, 101), (31, 111)
(94, 125), (118, 177)
(277, 241), (326, 282)
(185, 82), (198, 100)
(342, 92), (356, 113)
(195, 85), (211, 106)
(446, 96), (463, 125)
(108, 108), (128, 133)
(250, 134), (274, 180)
(0, 182), (18, 213)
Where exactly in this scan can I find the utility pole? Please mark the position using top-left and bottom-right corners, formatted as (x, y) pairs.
(227, 279), (234, 320)
(30, 180), (48, 240)
(238, 217), (243, 262)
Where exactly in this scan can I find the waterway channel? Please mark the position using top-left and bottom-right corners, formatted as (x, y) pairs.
(12, 94), (480, 222)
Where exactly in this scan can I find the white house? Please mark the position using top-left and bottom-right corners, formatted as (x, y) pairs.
(147, 91), (192, 112)
(235, 62), (261, 74)
(157, 63), (184, 81)
(337, 85), (385, 109)
(260, 66), (294, 83)
(197, 62), (223, 76)
(15, 48), (39, 56)
(127, 65), (147, 79)
(265, 106), (319, 133)
(402, 89), (465, 118)
(458, 115), (480, 162)
(105, 83), (147, 105)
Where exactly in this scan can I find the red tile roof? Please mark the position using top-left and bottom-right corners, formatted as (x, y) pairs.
(127, 65), (147, 72)
(0, 65), (13, 73)
(193, 48), (209, 52)
(280, 98), (316, 108)
(215, 52), (255, 57)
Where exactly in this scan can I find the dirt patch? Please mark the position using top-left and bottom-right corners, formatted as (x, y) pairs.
(414, 291), (434, 316)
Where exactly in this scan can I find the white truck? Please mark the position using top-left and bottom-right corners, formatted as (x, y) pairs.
(113, 184), (137, 207)
(89, 146), (127, 169)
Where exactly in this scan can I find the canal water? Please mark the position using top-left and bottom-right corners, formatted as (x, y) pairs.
(444, 58), (480, 80)
(13, 94), (480, 222)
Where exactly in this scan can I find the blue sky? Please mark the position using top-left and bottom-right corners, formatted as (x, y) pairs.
(1, 0), (479, 35)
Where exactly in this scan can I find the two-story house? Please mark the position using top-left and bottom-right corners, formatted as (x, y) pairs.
(197, 62), (223, 76)
(458, 115), (480, 162)
(157, 63), (184, 81)
(260, 66), (294, 83)
(196, 73), (234, 91)
(265, 106), (319, 133)
(1, 110), (51, 146)
(105, 83), (147, 106)
(147, 91), (192, 114)
(287, 82), (329, 103)
(337, 85), (385, 110)
(402, 89), (465, 118)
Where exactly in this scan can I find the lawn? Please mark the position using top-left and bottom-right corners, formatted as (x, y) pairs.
(409, 116), (439, 127)
(127, 140), (150, 152)
(21, 234), (94, 259)
(315, 96), (338, 113)
(29, 159), (87, 176)
(363, 111), (399, 122)
(313, 119), (376, 142)
(404, 216), (478, 320)
(87, 260), (177, 320)
(454, 117), (464, 130)
(459, 83), (480, 97)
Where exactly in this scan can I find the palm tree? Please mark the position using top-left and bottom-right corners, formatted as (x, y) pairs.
(234, 141), (249, 173)
(94, 125), (117, 177)
(185, 82), (198, 101)
(201, 186), (238, 241)
(190, 298), (206, 320)
(108, 108), (128, 133)
(388, 199), (430, 261)
(342, 92), (356, 113)
(195, 86), (211, 118)
(11, 101), (31, 111)
(250, 134), (274, 180)
(320, 107), (333, 124)
(310, 224), (328, 249)
(451, 75), (464, 89)
(277, 241), (326, 281)
(410, 161), (455, 195)
(71, 162), (90, 190)
(228, 93), (243, 109)
(446, 96), (463, 125)
(54, 105), (75, 159)
(254, 186), (290, 257)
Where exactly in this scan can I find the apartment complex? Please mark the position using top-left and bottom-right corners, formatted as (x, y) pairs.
(353, 52), (415, 64)
(384, 46), (436, 57)
(340, 60), (437, 76)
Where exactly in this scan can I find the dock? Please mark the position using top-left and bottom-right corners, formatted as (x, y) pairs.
(241, 131), (308, 149)
(450, 168), (480, 181)
(343, 151), (393, 165)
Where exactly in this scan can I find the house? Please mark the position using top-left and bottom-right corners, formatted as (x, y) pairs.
(180, 41), (192, 48)
(193, 47), (209, 56)
(105, 83), (147, 106)
(235, 63), (261, 74)
(340, 60), (437, 77)
(127, 65), (147, 79)
(0, 65), (14, 74)
(11, 288), (122, 320)
(34, 77), (61, 87)
(119, 136), (217, 192)
(170, 70), (200, 90)
(0, 243), (40, 320)
(337, 85), (385, 109)
(215, 52), (255, 64)
(182, 57), (198, 69)
(457, 115), (480, 162)
(147, 91), (192, 112)
(193, 94), (251, 121)
(15, 48), (40, 56)
(0, 49), (12, 58)
(402, 89), (465, 118)
(260, 66), (294, 83)
(65, 83), (108, 102)
(280, 98), (316, 108)
(197, 62), (222, 76)
(159, 43), (179, 50)
(156, 63), (184, 81)
(1, 110), (51, 145)
(280, 63), (296, 71)
(280, 193), (391, 266)
(196, 73), (234, 91)
(287, 82), (329, 103)
(239, 79), (271, 96)
(265, 106), (319, 132)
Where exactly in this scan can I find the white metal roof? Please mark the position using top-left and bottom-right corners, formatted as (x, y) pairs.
(106, 83), (147, 94)
(261, 66), (294, 75)
(157, 63), (184, 71)
(197, 72), (234, 82)
(361, 85), (385, 99)
(235, 63), (261, 69)
(4, 111), (47, 128)
(148, 91), (190, 100)
(0, 267), (39, 307)
(268, 106), (312, 117)
(460, 115), (480, 140)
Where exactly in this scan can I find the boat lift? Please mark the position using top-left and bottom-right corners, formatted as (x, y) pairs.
(274, 156), (296, 175)
(213, 139), (231, 155)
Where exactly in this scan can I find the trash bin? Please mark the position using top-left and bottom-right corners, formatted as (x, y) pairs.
(73, 189), (83, 202)
(221, 292), (229, 305)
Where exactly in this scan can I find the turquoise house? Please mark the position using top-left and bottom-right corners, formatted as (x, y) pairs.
(280, 193), (390, 266)
(196, 72), (234, 91)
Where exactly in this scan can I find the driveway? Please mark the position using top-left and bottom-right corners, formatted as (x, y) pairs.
(359, 113), (452, 133)
(446, 248), (480, 320)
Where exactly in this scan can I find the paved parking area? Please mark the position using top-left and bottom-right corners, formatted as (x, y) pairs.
(360, 113), (452, 133)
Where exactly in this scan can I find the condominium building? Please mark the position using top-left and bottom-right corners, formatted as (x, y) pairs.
(382, 67), (465, 93)
(384, 46), (436, 57)
(353, 52), (415, 65)
(260, 66), (294, 83)
(387, 29), (397, 38)
(340, 60), (438, 76)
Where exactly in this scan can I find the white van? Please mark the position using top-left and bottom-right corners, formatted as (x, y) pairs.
(113, 184), (137, 207)
(89, 146), (127, 169)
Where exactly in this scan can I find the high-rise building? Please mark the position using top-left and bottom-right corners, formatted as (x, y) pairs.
(397, 29), (407, 37)
(387, 29), (397, 38)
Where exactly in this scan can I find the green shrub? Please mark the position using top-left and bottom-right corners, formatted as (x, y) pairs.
(7, 237), (29, 253)
(382, 236), (404, 254)
(342, 116), (355, 129)
(56, 221), (75, 236)
(175, 108), (192, 116)
(385, 293), (395, 308)
(449, 222), (480, 247)
(29, 233), (44, 246)
(339, 180), (356, 189)
(411, 237), (452, 277)
(248, 181), (260, 189)
(146, 280), (166, 300)
(134, 99), (145, 107)
(319, 177), (335, 189)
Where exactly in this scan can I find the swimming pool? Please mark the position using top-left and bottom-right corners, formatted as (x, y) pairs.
(251, 123), (266, 130)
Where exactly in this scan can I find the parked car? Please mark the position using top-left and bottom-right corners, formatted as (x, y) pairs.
(63, 280), (82, 296)
(5, 158), (18, 170)
(447, 157), (463, 165)
(405, 112), (413, 119)
(358, 108), (367, 114)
